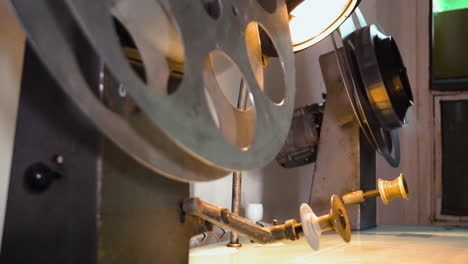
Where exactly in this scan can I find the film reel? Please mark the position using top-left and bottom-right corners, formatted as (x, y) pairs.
(9, 0), (296, 182)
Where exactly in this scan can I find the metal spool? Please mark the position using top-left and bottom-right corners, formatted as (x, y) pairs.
(332, 23), (413, 168)
(344, 25), (413, 130)
(9, 0), (296, 182)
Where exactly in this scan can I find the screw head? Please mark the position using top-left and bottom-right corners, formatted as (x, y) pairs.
(221, 209), (233, 224)
(53, 154), (64, 165)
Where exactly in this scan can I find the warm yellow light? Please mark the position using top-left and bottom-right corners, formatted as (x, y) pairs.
(289, 0), (360, 52)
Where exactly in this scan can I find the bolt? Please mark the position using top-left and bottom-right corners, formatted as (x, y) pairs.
(53, 154), (64, 165)
(118, 83), (126, 97)
(221, 208), (233, 224)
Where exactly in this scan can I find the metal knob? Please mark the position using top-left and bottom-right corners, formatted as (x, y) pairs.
(24, 163), (61, 193)
(378, 173), (409, 205)
(343, 173), (409, 205)
(300, 195), (351, 250)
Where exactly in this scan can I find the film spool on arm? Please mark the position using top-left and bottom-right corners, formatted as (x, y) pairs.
(182, 195), (351, 250)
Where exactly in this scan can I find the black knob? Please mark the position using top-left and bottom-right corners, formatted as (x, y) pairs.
(24, 163), (61, 193)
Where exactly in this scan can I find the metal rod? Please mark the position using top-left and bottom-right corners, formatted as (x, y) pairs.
(183, 197), (352, 245)
(363, 190), (380, 199)
(317, 214), (333, 232)
(228, 79), (249, 247)
(183, 198), (301, 244)
(229, 171), (243, 246)
(343, 189), (382, 205)
(236, 78), (250, 110)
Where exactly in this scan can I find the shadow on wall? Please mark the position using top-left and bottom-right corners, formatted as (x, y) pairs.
(258, 40), (330, 223)
(260, 161), (315, 222)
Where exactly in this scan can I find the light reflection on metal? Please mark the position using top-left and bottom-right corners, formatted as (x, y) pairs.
(287, 0), (360, 52)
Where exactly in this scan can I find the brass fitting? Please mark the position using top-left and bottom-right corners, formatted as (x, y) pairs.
(378, 173), (409, 205)
(300, 195), (351, 250)
(342, 173), (409, 205)
(342, 190), (366, 205)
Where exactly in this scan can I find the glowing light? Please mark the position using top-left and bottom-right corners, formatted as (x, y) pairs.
(289, 0), (359, 52)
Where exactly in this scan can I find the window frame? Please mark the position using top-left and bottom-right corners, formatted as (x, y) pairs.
(433, 92), (468, 224)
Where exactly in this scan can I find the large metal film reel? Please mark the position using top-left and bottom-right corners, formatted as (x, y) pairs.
(8, 0), (296, 182)
(332, 32), (400, 167)
(345, 25), (413, 131)
(331, 15), (413, 168)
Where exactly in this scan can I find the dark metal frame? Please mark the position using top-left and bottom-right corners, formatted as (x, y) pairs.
(0, 45), (202, 264)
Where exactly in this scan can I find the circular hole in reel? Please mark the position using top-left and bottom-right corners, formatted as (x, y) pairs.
(204, 50), (256, 151)
(73, 19), (144, 117)
(201, 0), (222, 20)
(338, 209), (347, 229)
(110, 0), (186, 95)
(112, 19), (147, 84)
(245, 22), (287, 105)
(256, 0), (277, 13)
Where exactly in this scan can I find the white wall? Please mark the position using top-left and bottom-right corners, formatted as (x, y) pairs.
(0, 0), (25, 248)
(373, 0), (431, 225)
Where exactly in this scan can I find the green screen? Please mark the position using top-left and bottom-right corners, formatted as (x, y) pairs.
(433, 0), (468, 13)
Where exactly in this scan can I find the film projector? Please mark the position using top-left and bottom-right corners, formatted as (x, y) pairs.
(0, 0), (413, 263)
